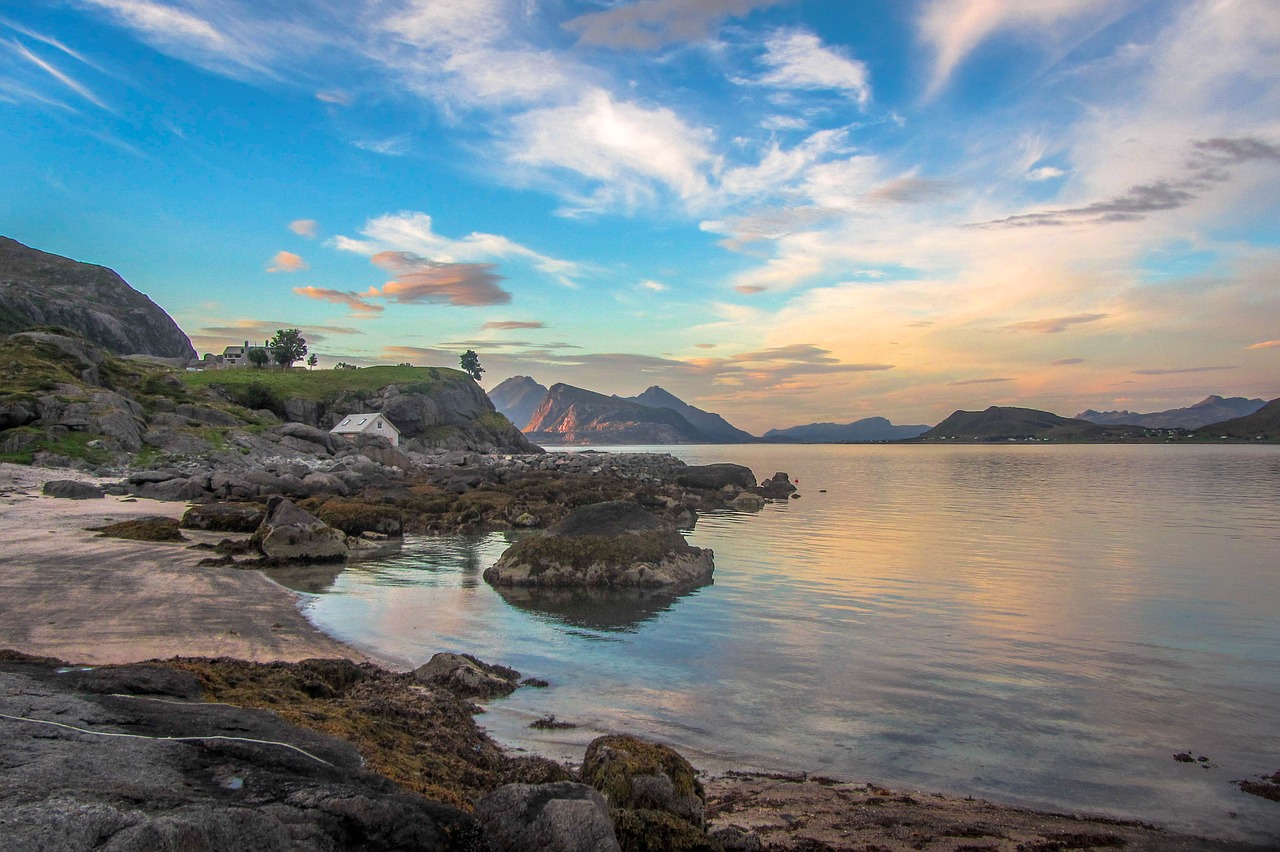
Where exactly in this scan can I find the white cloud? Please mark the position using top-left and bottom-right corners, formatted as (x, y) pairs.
(354, 134), (411, 156)
(751, 29), (871, 106)
(918, 0), (1122, 97)
(1026, 166), (1065, 181)
(509, 88), (716, 210)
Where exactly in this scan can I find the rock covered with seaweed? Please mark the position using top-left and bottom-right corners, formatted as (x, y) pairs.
(482, 500), (714, 589)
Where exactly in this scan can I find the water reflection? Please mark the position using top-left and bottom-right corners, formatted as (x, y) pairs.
(262, 562), (346, 594)
(491, 584), (703, 632)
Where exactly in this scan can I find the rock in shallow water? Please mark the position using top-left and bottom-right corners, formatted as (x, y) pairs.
(251, 497), (349, 562)
(482, 501), (713, 589)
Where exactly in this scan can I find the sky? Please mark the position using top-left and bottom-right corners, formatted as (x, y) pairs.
(2, 0), (1279, 432)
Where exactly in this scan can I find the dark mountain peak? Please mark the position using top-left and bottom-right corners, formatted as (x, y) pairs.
(487, 375), (550, 431)
(625, 385), (755, 443)
(922, 405), (1097, 441)
(1196, 397), (1280, 439)
(0, 236), (196, 360)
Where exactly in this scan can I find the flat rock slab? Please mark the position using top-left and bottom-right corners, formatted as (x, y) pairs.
(704, 773), (1268, 852)
(0, 658), (483, 851)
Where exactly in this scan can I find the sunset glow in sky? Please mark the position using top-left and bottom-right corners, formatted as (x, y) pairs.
(3, 0), (1279, 431)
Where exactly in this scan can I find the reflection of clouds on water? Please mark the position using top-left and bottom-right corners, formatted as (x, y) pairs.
(492, 585), (704, 633)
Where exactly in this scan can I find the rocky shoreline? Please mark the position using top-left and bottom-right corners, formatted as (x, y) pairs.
(0, 462), (1272, 851)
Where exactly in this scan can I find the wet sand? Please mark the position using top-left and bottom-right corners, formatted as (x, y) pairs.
(0, 463), (364, 665)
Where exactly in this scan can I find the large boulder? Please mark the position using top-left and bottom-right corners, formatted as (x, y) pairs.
(757, 472), (796, 499)
(476, 782), (620, 852)
(251, 497), (349, 562)
(276, 422), (337, 453)
(483, 501), (714, 589)
(411, 652), (520, 699)
(675, 464), (756, 491)
(42, 479), (105, 500)
(581, 735), (706, 826)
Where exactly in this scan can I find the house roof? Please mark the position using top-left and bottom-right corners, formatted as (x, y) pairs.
(330, 414), (400, 434)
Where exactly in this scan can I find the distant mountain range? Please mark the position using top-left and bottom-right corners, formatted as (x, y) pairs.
(1076, 395), (1265, 429)
(492, 379), (931, 445)
(919, 406), (1102, 441)
(763, 417), (930, 443)
(1197, 397), (1280, 439)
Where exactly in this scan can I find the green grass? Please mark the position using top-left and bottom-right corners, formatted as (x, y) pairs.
(181, 364), (471, 401)
(0, 429), (114, 466)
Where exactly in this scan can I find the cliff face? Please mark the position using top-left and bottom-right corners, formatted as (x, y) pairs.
(0, 237), (196, 361)
(488, 376), (549, 430)
(626, 386), (755, 443)
(525, 383), (706, 445)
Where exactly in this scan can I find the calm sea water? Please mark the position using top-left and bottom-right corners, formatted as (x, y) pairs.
(291, 444), (1280, 843)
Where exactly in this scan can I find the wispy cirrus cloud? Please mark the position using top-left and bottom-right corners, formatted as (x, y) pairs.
(484, 320), (545, 330)
(563, 0), (781, 50)
(918, 0), (1124, 97)
(4, 36), (111, 111)
(292, 286), (384, 315)
(1005, 313), (1107, 334)
(951, 377), (1014, 385)
(1247, 339), (1280, 350)
(1132, 365), (1237, 376)
(747, 29), (871, 106)
(973, 137), (1280, 229)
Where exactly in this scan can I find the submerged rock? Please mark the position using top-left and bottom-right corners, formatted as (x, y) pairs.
(412, 652), (521, 699)
(482, 501), (713, 589)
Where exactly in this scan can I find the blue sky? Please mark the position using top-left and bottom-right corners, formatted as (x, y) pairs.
(2, 0), (1278, 431)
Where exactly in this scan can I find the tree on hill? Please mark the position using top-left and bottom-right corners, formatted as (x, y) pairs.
(460, 350), (484, 382)
(306, 353), (318, 370)
(334, 362), (359, 370)
(247, 347), (269, 369)
(269, 328), (307, 368)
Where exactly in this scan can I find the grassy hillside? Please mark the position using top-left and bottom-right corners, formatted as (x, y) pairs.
(182, 364), (471, 400)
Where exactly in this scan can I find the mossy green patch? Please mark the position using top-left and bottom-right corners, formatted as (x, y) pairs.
(182, 364), (472, 403)
(608, 809), (722, 852)
(581, 734), (706, 813)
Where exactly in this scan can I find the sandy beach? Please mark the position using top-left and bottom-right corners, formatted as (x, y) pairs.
(0, 463), (361, 665)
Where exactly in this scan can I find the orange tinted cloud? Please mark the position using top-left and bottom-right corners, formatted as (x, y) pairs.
(293, 286), (384, 314)
(1247, 339), (1280, 349)
(371, 251), (511, 306)
(267, 250), (308, 272)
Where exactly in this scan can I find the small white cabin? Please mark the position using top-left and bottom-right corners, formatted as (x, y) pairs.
(330, 414), (401, 447)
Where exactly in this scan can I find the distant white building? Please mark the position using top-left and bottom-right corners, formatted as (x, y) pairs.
(330, 413), (401, 447)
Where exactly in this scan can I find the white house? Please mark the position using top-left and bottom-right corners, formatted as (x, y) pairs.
(221, 340), (280, 368)
(330, 413), (401, 447)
